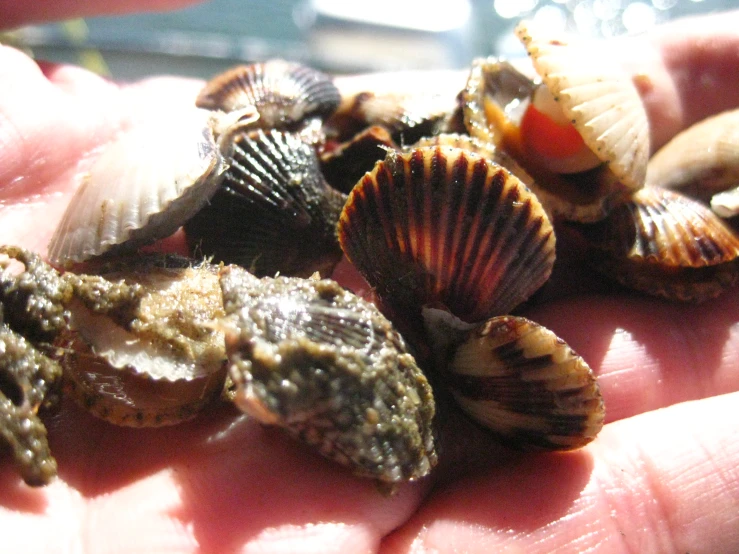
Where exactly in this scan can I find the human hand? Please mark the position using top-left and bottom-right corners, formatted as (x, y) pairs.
(1, 3), (738, 552)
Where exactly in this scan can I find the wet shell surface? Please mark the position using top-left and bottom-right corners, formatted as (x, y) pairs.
(219, 265), (437, 484)
(58, 257), (228, 426)
(515, 21), (649, 190)
(647, 109), (739, 218)
(338, 146), (556, 323)
(47, 108), (226, 266)
(447, 315), (604, 450)
(578, 186), (739, 302)
(196, 60), (341, 130)
(185, 129), (346, 278)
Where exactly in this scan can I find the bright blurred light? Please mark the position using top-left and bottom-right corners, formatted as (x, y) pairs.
(592, 0), (622, 20)
(494, 0), (539, 19)
(622, 1), (657, 32)
(532, 5), (568, 33)
(652, 0), (678, 10)
(310, 0), (471, 32)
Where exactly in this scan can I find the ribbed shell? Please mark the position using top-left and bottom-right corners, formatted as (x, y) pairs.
(515, 21), (649, 190)
(48, 108), (225, 266)
(447, 315), (604, 450)
(185, 129), (346, 278)
(338, 146), (556, 323)
(647, 109), (739, 217)
(580, 186), (739, 301)
(219, 265), (437, 484)
(196, 60), (340, 129)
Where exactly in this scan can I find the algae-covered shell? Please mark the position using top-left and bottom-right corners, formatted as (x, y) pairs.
(338, 146), (556, 323)
(447, 315), (604, 450)
(579, 186), (739, 302)
(219, 265), (437, 484)
(47, 108), (228, 266)
(59, 257), (227, 426)
(185, 129), (346, 278)
(196, 60), (341, 130)
(515, 20), (649, 190)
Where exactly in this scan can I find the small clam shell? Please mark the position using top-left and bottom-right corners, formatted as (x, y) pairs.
(515, 21), (649, 190)
(59, 257), (227, 426)
(196, 60), (341, 130)
(219, 265), (437, 484)
(447, 315), (604, 450)
(338, 146), (556, 323)
(185, 129), (346, 278)
(647, 109), (739, 217)
(579, 186), (739, 302)
(48, 108), (226, 266)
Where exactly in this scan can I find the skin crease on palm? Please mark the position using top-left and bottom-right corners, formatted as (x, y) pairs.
(1, 1), (739, 552)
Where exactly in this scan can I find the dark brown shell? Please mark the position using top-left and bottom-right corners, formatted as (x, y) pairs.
(447, 315), (604, 450)
(338, 146), (556, 323)
(185, 129), (346, 278)
(579, 186), (739, 301)
(196, 60), (340, 131)
(219, 265), (437, 484)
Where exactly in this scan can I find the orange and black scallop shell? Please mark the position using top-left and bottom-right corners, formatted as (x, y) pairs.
(184, 128), (347, 278)
(338, 146), (556, 324)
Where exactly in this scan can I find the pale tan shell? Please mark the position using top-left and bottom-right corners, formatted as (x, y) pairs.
(515, 21), (649, 191)
(48, 108), (227, 266)
(647, 109), (739, 217)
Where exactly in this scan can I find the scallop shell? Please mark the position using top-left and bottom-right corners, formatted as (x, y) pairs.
(185, 129), (346, 278)
(48, 108), (226, 266)
(219, 265), (437, 484)
(196, 60), (341, 130)
(338, 146), (556, 323)
(447, 315), (604, 450)
(579, 186), (739, 302)
(59, 257), (227, 426)
(647, 109), (739, 217)
(515, 21), (649, 191)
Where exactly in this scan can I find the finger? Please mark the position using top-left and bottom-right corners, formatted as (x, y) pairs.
(0, 0), (205, 31)
(381, 391), (739, 554)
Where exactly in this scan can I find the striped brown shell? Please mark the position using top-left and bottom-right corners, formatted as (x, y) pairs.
(447, 315), (604, 450)
(579, 186), (739, 301)
(338, 146), (556, 323)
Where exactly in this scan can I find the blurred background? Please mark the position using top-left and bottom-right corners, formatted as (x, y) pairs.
(1, 0), (735, 80)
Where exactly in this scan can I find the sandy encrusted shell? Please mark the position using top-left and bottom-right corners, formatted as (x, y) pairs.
(647, 109), (739, 218)
(196, 60), (341, 130)
(515, 21), (649, 191)
(185, 129), (346, 278)
(58, 257), (227, 426)
(579, 186), (739, 302)
(48, 108), (227, 266)
(447, 315), (604, 450)
(339, 146), (556, 323)
(219, 265), (437, 484)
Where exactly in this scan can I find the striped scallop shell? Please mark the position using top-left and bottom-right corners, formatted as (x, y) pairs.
(48, 108), (225, 266)
(647, 109), (739, 218)
(338, 146), (556, 323)
(515, 21), (649, 191)
(580, 186), (739, 301)
(196, 60), (340, 130)
(185, 129), (346, 278)
(447, 315), (604, 450)
(219, 265), (437, 483)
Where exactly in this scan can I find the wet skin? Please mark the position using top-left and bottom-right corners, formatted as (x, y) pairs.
(1, 3), (739, 552)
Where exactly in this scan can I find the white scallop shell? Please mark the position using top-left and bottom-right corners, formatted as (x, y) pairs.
(515, 21), (649, 190)
(48, 107), (226, 265)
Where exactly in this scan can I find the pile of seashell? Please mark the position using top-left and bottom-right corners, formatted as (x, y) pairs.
(2, 21), (739, 489)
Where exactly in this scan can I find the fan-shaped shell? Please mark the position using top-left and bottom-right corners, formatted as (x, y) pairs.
(647, 109), (739, 218)
(196, 60), (341, 130)
(185, 129), (346, 278)
(48, 108), (226, 266)
(579, 186), (739, 301)
(515, 21), (649, 190)
(447, 315), (604, 450)
(219, 265), (437, 484)
(338, 146), (556, 323)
